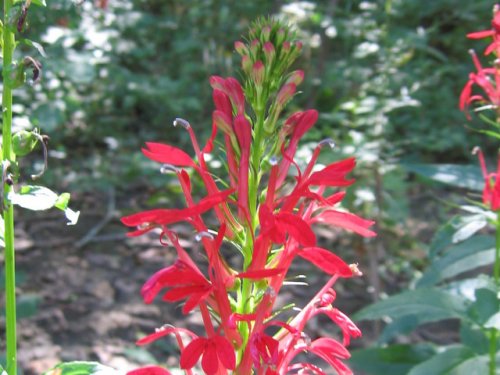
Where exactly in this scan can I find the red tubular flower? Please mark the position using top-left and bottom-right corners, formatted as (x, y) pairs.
(234, 114), (252, 220)
(141, 259), (212, 314)
(142, 142), (196, 167)
(467, 5), (500, 55)
(121, 189), (234, 236)
(475, 147), (500, 210)
(180, 336), (236, 375)
(298, 247), (353, 277)
(249, 332), (279, 369)
(307, 337), (352, 375)
(310, 210), (376, 238)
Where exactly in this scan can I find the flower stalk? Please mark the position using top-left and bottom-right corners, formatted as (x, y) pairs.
(3, 0), (18, 373)
(124, 18), (375, 375)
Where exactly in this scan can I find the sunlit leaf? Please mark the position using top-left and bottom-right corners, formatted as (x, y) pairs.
(408, 346), (487, 375)
(417, 235), (495, 287)
(8, 185), (59, 210)
(402, 163), (482, 191)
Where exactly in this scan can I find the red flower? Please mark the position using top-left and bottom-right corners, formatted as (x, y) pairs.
(127, 366), (171, 375)
(180, 336), (236, 374)
(141, 259), (212, 314)
(249, 332), (279, 369)
(475, 147), (500, 211)
(467, 5), (500, 55)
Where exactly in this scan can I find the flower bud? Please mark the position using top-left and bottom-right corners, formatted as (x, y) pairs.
(210, 75), (226, 91)
(250, 39), (260, 57)
(213, 110), (233, 134)
(263, 42), (275, 66)
(276, 83), (296, 108)
(276, 28), (286, 45)
(241, 55), (252, 75)
(252, 60), (265, 87)
(234, 40), (248, 55)
(261, 25), (271, 42)
(286, 70), (304, 86)
(213, 89), (232, 117)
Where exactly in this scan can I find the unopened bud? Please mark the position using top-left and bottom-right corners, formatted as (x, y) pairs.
(241, 55), (253, 76)
(250, 39), (260, 57)
(173, 118), (190, 129)
(286, 70), (304, 86)
(252, 60), (265, 86)
(276, 83), (296, 107)
(234, 41), (248, 55)
(276, 28), (286, 45)
(213, 110), (233, 134)
(261, 25), (271, 42)
(263, 42), (275, 66)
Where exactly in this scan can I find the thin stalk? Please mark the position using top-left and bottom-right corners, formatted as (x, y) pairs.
(3, 0), (17, 374)
(489, 211), (500, 375)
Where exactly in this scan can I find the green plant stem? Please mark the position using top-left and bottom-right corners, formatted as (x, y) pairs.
(489, 211), (500, 375)
(3, 1), (17, 373)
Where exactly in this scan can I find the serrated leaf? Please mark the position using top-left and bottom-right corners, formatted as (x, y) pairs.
(402, 163), (483, 191)
(8, 185), (59, 210)
(417, 235), (495, 287)
(349, 344), (436, 375)
(407, 345), (478, 375)
(353, 288), (468, 324)
(43, 361), (118, 375)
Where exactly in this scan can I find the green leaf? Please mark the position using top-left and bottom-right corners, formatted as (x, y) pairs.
(31, 0), (47, 6)
(0, 364), (7, 375)
(0, 293), (40, 319)
(460, 323), (489, 354)
(353, 288), (468, 324)
(8, 185), (59, 210)
(408, 345), (485, 375)
(402, 163), (483, 191)
(417, 235), (495, 287)
(469, 288), (500, 325)
(484, 312), (500, 330)
(7, 186), (80, 225)
(42, 361), (118, 375)
(349, 344), (436, 375)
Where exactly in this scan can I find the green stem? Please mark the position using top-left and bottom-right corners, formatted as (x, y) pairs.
(3, 1), (17, 373)
(489, 211), (500, 375)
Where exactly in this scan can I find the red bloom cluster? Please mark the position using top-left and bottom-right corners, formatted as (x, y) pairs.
(123, 19), (374, 374)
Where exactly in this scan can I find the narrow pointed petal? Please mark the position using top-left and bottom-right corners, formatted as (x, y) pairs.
(142, 142), (195, 167)
(299, 247), (353, 277)
(312, 210), (376, 237)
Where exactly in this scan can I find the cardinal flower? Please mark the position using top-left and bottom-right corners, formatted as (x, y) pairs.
(467, 4), (500, 56)
(180, 335), (236, 375)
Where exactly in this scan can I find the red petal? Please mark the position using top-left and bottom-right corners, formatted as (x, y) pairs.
(237, 268), (285, 279)
(467, 30), (495, 39)
(136, 326), (179, 346)
(142, 142), (195, 167)
(127, 366), (171, 375)
(201, 341), (219, 374)
(299, 247), (353, 277)
(162, 285), (211, 302)
(307, 158), (356, 187)
(310, 337), (350, 359)
(275, 212), (316, 246)
(180, 337), (207, 370)
(234, 114), (252, 151)
(214, 336), (236, 370)
(312, 210), (376, 238)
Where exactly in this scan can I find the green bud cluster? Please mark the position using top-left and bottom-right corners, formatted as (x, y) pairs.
(235, 17), (303, 114)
